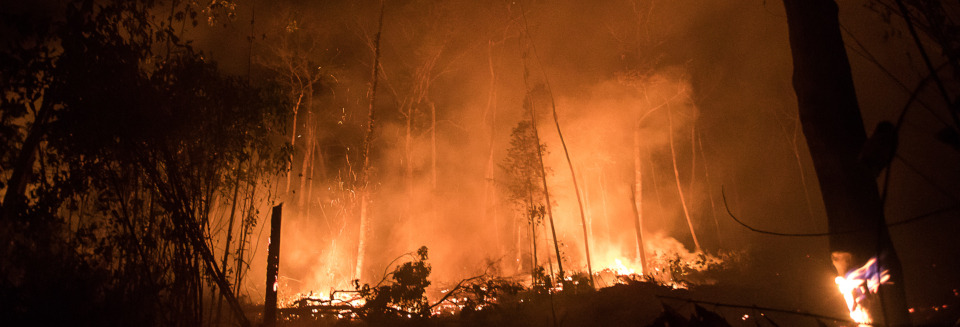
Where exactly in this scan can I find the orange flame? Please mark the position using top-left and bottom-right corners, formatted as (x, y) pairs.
(835, 257), (890, 325)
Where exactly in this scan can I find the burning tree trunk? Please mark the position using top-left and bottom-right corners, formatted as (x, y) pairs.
(782, 0), (909, 325)
(264, 205), (283, 327)
(356, 0), (385, 283)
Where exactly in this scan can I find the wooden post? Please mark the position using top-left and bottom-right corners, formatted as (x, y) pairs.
(264, 204), (283, 327)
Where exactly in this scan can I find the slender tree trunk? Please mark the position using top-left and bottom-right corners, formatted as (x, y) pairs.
(177, 210), (252, 327)
(285, 93), (303, 195)
(518, 27), (564, 279)
(668, 105), (702, 253)
(578, 165), (595, 269)
(632, 115), (648, 273)
(215, 163), (243, 323)
(404, 98), (414, 218)
(403, 98), (415, 248)
(531, 215), (538, 278)
(306, 142), (320, 216)
(482, 39), (502, 260)
(429, 100), (438, 228)
(517, 213), (524, 274)
(599, 168), (611, 255)
(697, 132), (722, 247)
(299, 114), (314, 209)
(528, 101), (565, 279)
(791, 120), (817, 223)
(689, 123), (696, 200)
(430, 100), (437, 193)
(356, 0), (385, 282)
(528, 196), (539, 279)
(769, 106), (817, 222)
(783, 0), (909, 325)
(649, 143), (665, 211)
(542, 221), (555, 283)
(544, 87), (593, 285)
(233, 177), (256, 300)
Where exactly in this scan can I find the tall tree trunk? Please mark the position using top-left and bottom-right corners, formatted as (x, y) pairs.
(528, 195), (539, 279)
(404, 98), (414, 243)
(542, 221), (555, 283)
(215, 163), (243, 323)
(482, 39), (502, 261)
(543, 91), (593, 284)
(528, 99), (565, 279)
(689, 123), (696, 201)
(668, 106), (702, 253)
(768, 106), (817, 222)
(632, 115), (648, 274)
(598, 168), (611, 257)
(430, 100), (437, 193)
(783, 0), (909, 325)
(517, 213), (524, 274)
(233, 180), (252, 300)
(233, 175), (257, 301)
(356, 0), (385, 283)
(531, 210), (538, 279)
(285, 93), (303, 195)
(577, 165), (595, 269)
(429, 100), (437, 227)
(299, 113), (314, 209)
(697, 132), (722, 247)
(306, 142), (320, 215)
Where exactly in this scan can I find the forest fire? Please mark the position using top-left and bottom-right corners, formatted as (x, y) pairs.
(614, 259), (635, 276)
(3, 0), (960, 326)
(835, 257), (891, 325)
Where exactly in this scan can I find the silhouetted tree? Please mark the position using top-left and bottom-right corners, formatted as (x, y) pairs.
(783, 0), (910, 325)
(0, 1), (288, 326)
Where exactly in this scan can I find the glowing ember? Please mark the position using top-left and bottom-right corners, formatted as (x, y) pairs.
(835, 257), (890, 325)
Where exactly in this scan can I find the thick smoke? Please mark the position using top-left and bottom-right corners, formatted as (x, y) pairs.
(187, 0), (958, 317)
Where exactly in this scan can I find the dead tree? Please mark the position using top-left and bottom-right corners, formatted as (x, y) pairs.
(356, 0), (385, 283)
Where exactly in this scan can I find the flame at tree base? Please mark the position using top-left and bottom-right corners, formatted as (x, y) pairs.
(835, 256), (891, 326)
